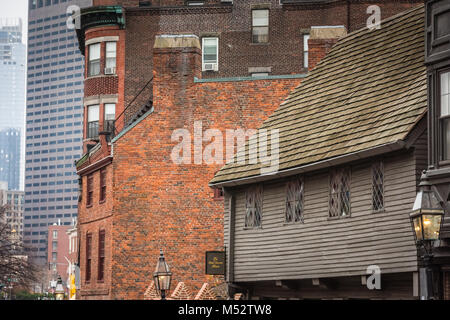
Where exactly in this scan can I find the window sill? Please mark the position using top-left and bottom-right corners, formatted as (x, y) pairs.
(85, 74), (118, 80)
(438, 160), (450, 167)
(327, 215), (351, 221)
(97, 280), (104, 283)
(242, 226), (263, 231)
(86, 204), (93, 208)
(99, 199), (106, 205)
(250, 42), (270, 46)
(283, 220), (304, 226)
(372, 208), (385, 214)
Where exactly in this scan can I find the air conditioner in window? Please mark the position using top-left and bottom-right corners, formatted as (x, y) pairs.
(104, 67), (116, 75)
(203, 63), (218, 71)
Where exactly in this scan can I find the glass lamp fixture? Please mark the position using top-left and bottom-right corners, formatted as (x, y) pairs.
(410, 173), (444, 242)
(153, 250), (172, 300)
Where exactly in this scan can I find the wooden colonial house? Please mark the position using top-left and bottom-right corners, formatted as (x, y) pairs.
(210, 5), (433, 299)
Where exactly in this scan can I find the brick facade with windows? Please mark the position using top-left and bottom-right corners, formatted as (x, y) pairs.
(75, 1), (423, 299)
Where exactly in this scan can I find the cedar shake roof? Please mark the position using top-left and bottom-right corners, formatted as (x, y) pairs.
(210, 5), (426, 186)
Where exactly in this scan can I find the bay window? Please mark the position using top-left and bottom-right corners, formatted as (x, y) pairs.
(105, 42), (117, 74)
(88, 43), (100, 76)
(87, 105), (99, 139)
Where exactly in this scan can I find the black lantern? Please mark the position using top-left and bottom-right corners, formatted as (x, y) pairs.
(153, 250), (172, 300)
(410, 172), (444, 244)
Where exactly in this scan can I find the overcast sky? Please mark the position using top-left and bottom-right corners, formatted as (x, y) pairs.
(1, 0), (29, 43)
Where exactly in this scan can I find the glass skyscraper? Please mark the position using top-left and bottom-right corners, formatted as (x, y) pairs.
(0, 19), (26, 191)
(25, 0), (91, 265)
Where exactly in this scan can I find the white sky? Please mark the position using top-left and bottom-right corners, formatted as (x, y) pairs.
(0, 0), (29, 43)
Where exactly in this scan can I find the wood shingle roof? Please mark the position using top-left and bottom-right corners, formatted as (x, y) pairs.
(210, 5), (426, 186)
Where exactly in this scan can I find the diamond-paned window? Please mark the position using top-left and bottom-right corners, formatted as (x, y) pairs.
(329, 167), (351, 218)
(285, 177), (304, 223)
(245, 184), (263, 228)
(372, 161), (384, 212)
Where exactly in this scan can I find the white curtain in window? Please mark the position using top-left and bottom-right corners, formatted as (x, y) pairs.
(89, 43), (100, 61)
(88, 105), (99, 122)
(252, 10), (269, 26)
(104, 103), (116, 120)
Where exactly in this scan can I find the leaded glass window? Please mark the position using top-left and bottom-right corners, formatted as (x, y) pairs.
(285, 177), (304, 223)
(245, 184), (263, 228)
(372, 161), (384, 212)
(329, 167), (351, 218)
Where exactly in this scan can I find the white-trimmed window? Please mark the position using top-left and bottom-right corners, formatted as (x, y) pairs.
(87, 105), (99, 139)
(105, 42), (117, 74)
(440, 71), (450, 160)
(88, 43), (101, 76)
(202, 37), (218, 71)
(252, 9), (269, 43)
(303, 34), (310, 68)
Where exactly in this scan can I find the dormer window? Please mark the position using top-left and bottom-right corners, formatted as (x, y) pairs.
(440, 71), (450, 160)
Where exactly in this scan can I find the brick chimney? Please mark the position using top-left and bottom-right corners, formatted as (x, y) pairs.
(152, 34), (201, 111)
(308, 26), (347, 71)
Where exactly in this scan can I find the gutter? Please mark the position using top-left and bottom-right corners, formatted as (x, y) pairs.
(209, 140), (407, 188)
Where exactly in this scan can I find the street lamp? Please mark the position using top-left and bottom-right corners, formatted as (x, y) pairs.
(153, 250), (172, 300)
(54, 276), (65, 300)
(410, 171), (445, 299)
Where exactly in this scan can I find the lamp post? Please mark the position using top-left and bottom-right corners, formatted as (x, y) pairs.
(153, 250), (172, 300)
(54, 276), (65, 300)
(410, 171), (444, 299)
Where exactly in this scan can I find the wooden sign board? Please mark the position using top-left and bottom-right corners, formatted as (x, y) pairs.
(205, 251), (225, 275)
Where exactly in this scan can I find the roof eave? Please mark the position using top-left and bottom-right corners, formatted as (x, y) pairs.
(209, 140), (407, 188)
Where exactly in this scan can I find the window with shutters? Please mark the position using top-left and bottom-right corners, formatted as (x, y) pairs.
(329, 167), (351, 218)
(85, 233), (92, 282)
(98, 230), (105, 282)
(86, 174), (93, 207)
(372, 161), (384, 212)
(285, 177), (304, 223)
(99, 168), (106, 202)
(245, 184), (263, 228)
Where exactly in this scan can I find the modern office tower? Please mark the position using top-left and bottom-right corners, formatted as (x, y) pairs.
(25, 0), (91, 266)
(0, 19), (26, 191)
(0, 128), (21, 190)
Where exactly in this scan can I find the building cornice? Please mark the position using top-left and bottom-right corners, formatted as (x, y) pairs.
(73, 6), (125, 55)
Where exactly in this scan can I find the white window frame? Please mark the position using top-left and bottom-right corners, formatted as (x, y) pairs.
(202, 37), (219, 72)
(88, 43), (101, 77)
(105, 42), (117, 73)
(303, 34), (310, 68)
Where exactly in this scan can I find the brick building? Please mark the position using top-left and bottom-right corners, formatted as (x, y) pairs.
(47, 223), (72, 294)
(74, 1), (423, 299)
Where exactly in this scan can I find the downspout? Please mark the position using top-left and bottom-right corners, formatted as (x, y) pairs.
(226, 190), (236, 295)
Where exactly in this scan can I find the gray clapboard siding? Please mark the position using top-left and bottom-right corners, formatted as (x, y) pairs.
(225, 147), (422, 283)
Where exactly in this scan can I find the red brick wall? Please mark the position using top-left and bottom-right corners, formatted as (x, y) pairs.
(308, 38), (339, 71)
(121, 0), (422, 120)
(47, 225), (71, 285)
(78, 163), (114, 299)
(110, 40), (302, 299)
